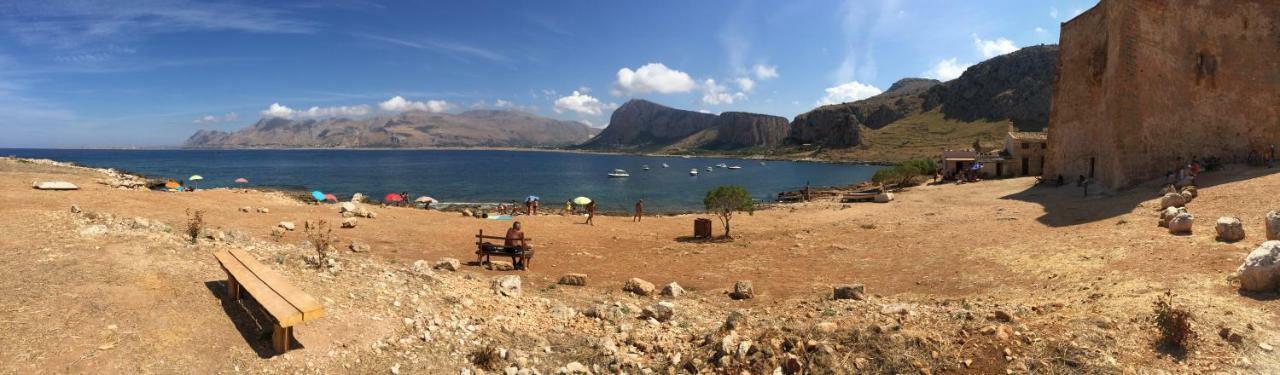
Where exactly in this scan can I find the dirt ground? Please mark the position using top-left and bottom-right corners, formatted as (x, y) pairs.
(2, 157), (1279, 374)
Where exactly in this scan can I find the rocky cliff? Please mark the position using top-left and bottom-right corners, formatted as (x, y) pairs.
(789, 78), (940, 147)
(184, 110), (597, 148)
(579, 99), (788, 151)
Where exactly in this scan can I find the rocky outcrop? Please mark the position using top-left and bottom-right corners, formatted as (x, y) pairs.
(788, 78), (940, 147)
(185, 110), (597, 148)
(699, 112), (790, 150)
(580, 99), (788, 151)
(921, 45), (1059, 131)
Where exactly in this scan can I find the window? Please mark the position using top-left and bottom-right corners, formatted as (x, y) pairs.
(1040, 143), (1046, 149)
(1021, 142), (1029, 149)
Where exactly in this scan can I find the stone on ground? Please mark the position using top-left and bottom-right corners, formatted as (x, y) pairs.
(1238, 241), (1280, 292)
(1159, 206), (1186, 228)
(642, 301), (675, 322)
(661, 282), (686, 298)
(341, 217), (357, 228)
(278, 221), (295, 231)
(1160, 192), (1188, 209)
(1267, 210), (1280, 241)
(33, 181), (79, 190)
(1168, 212), (1194, 235)
(557, 273), (587, 286)
(622, 278), (655, 296)
(79, 224), (108, 237)
(833, 284), (866, 300)
(239, 206), (250, 213)
(1182, 186), (1197, 199)
(730, 280), (754, 300)
(434, 257), (461, 271)
(349, 240), (370, 252)
(256, 207), (270, 213)
(491, 275), (522, 297)
(1216, 216), (1246, 242)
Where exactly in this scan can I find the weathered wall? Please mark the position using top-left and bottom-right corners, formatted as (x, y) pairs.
(1045, 0), (1280, 189)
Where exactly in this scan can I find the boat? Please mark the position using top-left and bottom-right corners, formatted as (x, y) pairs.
(728, 165), (742, 170)
(642, 165), (650, 171)
(705, 166), (713, 172)
(607, 169), (630, 178)
(715, 163), (728, 168)
(682, 155), (692, 159)
(689, 169), (699, 176)
(759, 161), (766, 166)
(661, 163), (669, 168)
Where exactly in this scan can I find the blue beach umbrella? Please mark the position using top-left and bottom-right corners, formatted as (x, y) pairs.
(525, 195), (540, 202)
(310, 190), (325, 201)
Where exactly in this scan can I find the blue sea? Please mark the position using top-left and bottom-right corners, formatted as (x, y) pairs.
(3, 149), (880, 213)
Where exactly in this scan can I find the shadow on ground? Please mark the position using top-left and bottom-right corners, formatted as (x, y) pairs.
(203, 280), (300, 358)
(1000, 165), (1278, 227)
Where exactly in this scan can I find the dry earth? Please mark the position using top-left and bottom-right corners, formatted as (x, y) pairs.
(2, 157), (1279, 374)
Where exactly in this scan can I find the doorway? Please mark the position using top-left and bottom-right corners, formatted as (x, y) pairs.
(1021, 158), (1029, 176)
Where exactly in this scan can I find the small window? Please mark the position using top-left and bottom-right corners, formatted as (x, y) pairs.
(1021, 143), (1029, 149)
(1040, 143), (1046, 149)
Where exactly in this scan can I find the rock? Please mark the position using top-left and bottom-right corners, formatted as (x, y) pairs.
(723, 310), (748, 330)
(341, 218), (358, 228)
(239, 206), (251, 213)
(462, 209), (474, 217)
(1159, 206), (1186, 228)
(815, 321), (838, 333)
(1180, 190), (1195, 204)
(270, 227), (285, 238)
(1216, 216), (1246, 242)
(434, 257), (461, 271)
(874, 192), (894, 203)
(278, 221), (295, 231)
(1168, 212), (1194, 235)
(339, 202), (356, 213)
(642, 302), (675, 322)
(256, 207), (270, 213)
(349, 240), (369, 252)
(33, 181), (79, 190)
(1220, 327), (1244, 344)
(225, 229), (250, 243)
(557, 273), (587, 286)
(880, 303), (915, 315)
(993, 310), (1016, 322)
(562, 361), (589, 374)
(70, 204), (82, 213)
(410, 260), (433, 275)
(623, 278), (655, 296)
(1182, 186), (1198, 199)
(79, 224), (109, 237)
(1160, 192), (1188, 209)
(1237, 241), (1280, 292)
(1267, 211), (1280, 241)
(491, 275), (522, 297)
(833, 284), (866, 300)
(351, 193), (365, 203)
(491, 261), (515, 271)
(729, 280), (754, 300)
(661, 282), (686, 298)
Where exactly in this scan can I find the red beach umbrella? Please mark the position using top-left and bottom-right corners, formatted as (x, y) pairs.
(384, 193), (404, 202)
(234, 177), (249, 183)
(323, 193), (338, 202)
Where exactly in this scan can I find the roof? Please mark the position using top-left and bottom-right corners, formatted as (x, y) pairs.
(943, 157), (976, 161)
(1008, 131), (1048, 141)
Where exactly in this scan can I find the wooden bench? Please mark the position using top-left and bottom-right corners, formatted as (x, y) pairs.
(214, 248), (325, 354)
(475, 229), (534, 270)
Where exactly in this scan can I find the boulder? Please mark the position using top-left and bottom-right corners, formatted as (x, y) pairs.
(557, 273), (587, 286)
(278, 221), (295, 231)
(730, 280), (754, 300)
(256, 207), (270, 213)
(224, 229), (251, 243)
(1237, 241), (1280, 292)
(1216, 217), (1246, 242)
(410, 260), (433, 275)
(1160, 193), (1188, 209)
(339, 202), (356, 213)
(351, 192), (365, 203)
(70, 204), (82, 214)
(642, 302), (675, 322)
(1168, 213), (1194, 235)
(833, 284), (867, 300)
(239, 206), (251, 213)
(341, 218), (358, 228)
(661, 282), (686, 298)
(79, 224), (108, 237)
(622, 278), (655, 296)
(874, 192), (894, 203)
(434, 257), (461, 271)
(349, 240), (369, 252)
(1182, 186), (1198, 199)
(1180, 190), (1195, 204)
(1159, 206), (1187, 228)
(33, 181), (79, 190)
(1267, 211), (1280, 241)
(491, 261), (515, 271)
(491, 275), (522, 297)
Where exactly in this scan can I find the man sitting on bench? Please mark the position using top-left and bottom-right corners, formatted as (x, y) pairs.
(477, 221), (532, 268)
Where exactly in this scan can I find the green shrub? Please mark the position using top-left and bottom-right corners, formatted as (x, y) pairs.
(872, 159), (938, 187)
(704, 185), (755, 238)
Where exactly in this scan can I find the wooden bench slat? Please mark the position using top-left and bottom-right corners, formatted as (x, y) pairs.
(214, 250), (306, 326)
(227, 249), (326, 323)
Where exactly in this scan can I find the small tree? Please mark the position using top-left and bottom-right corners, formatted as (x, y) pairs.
(304, 220), (336, 269)
(872, 159), (938, 187)
(185, 209), (205, 244)
(704, 185), (755, 238)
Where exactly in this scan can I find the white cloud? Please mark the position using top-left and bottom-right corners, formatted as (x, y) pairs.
(1034, 27), (1047, 34)
(261, 103), (295, 118)
(973, 34), (1018, 58)
(923, 58), (970, 81)
(261, 103), (371, 119)
(494, 99), (513, 108)
(613, 63), (696, 95)
(700, 79), (747, 105)
(193, 112), (239, 124)
(378, 96), (450, 113)
(553, 90), (606, 115)
(1073, 8), (1084, 17)
(752, 64), (779, 80)
(1050, 7), (1059, 19)
(734, 77), (756, 92)
(817, 81), (883, 106)
(697, 109), (713, 114)
(576, 86), (591, 94)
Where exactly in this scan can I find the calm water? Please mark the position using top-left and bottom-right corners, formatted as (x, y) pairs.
(3, 149), (880, 213)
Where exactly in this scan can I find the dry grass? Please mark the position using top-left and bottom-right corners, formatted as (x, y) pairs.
(798, 110), (1011, 162)
(1152, 291), (1196, 354)
(185, 208), (204, 244)
(304, 220), (336, 269)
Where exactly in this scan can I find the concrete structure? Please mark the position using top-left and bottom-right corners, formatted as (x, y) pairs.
(941, 131), (1049, 180)
(1044, 0), (1280, 190)
(1006, 131), (1048, 177)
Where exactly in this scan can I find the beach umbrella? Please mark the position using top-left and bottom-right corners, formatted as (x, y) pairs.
(384, 193), (404, 202)
(189, 175), (203, 181)
(164, 180), (180, 189)
(525, 195), (540, 202)
(415, 196), (436, 203)
(572, 196), (592, 205)
(311, 190), (325, 201)
(323, 193), (338, 202)
(234, 177), (249, 184)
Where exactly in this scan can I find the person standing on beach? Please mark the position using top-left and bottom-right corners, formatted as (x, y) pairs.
(633, 199), (644, 222)
(564, 200), (572, 216)
(585, 201), (596, 226)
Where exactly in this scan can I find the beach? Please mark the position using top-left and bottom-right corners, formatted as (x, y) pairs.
(2, 156), (1279, 373)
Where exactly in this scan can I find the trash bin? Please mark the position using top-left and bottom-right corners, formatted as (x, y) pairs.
(694, 218), (713, 238)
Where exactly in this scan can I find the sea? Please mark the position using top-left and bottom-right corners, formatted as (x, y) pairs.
(3, 149), (881, 213)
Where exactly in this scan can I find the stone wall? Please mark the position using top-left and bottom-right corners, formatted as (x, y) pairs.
(1044, 0), (1280, 189)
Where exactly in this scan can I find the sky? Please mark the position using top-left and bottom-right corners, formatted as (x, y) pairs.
(0, 0), (1099, 148)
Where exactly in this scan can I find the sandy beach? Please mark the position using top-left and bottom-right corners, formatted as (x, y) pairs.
(3, 156), (1279, 373)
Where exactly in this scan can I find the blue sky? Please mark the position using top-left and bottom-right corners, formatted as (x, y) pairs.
(0, 0), (1099, 148)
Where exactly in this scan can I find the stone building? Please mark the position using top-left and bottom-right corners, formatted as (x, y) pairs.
(1005, 131), (1047, 177)
(940, 131), (1049, 180)
(1043, 0), (1280, 190)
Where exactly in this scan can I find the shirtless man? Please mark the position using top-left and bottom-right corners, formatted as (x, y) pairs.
(504, 221), (532, 269)
(633, 199), (644, 222)
(585, 201), (596, 226)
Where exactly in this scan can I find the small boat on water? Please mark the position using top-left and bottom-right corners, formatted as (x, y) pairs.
(682, 155), (692, 159)
(715, 163), (728, 168)
(689, 169), (699, 176)
(661, 163), (669, 168)
(705, 166), (713, 172)
(642, 165), (650, 171)
(759, 161), (766, 166)
(607, 169), (630, 178)
(728, 165), (742, 170)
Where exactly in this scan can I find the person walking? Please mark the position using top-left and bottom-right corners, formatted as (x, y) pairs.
(585, 201), (596, 226)
(633, 199), (644, 222)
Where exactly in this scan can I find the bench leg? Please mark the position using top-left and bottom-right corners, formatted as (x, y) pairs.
(227, 275), (241, 300)
(272, 324), (293, 353)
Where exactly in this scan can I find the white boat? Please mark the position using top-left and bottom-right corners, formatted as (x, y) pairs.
(682, 155), (692, 159)
(689, 169), (699, 176)
(607, 169), (630, 178)
(759, 161), (766, 166)
(642, 165), (650, 171)
(661, 163), (669, 168)
(705, 166), (713, 172)
(728, 165), (742, 170)
(715, 163), (728, 168)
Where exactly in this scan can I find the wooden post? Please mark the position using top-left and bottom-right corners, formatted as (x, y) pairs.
(272, 324), (292, 353)
(227, 275), (241, 300)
